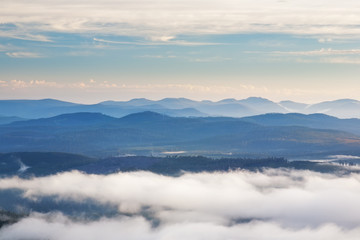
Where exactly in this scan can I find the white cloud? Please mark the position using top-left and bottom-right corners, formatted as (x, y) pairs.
(29, 80), (58, 87)
(272, 48), (360, 56)
(6, 52), (43, 58)
(190, 56), (232, 62)
(295, 57), (360, 65)
(9, 79), (28, 88)
(139, 55), (177, 59)
(148, 35), (175, 42)
(318, 38), (333, 43)
(247, 48), (360, 66)
(320, 57), (360, 65)
(93, 37), (219, 46)
(1, 170), (360, 239)
(1, 170), (360, 228)
(66, 50), (97, 56)
(138, 55), (231, 62)
(0, 79), (257, 94)
(4, 79), (60, 89)
(0, 80), (8, 87)
(1, 0), (360, 40)
(0, 44), (11, 52)
(0, 30), (52, 42)
(2, 213), (360, 240)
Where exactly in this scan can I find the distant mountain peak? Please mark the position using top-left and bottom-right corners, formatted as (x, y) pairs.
(158, 97), (197, 103)
(121, 111), (170, 121)
(130, 98), (149, 101)
(279, 100), (303, 104)
(331, 98), (359, 103)
(125, 98), (153, 106)
(10, 112), (116, 127)
(50, 112), (113, 120)
(39, 98), (65, 102)
(242, 97), (272, 102)
(218, 98), (238, 103)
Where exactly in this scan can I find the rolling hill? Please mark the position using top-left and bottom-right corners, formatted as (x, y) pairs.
(1, 111), (360, 157)
(241, 113), (360, 135)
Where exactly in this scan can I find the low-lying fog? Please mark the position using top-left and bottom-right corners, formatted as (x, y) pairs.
(1, 169), (360, 239)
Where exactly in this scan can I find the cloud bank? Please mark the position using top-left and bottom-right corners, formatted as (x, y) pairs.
(2, 212), (360, 240)
(1, 169), (360, 239)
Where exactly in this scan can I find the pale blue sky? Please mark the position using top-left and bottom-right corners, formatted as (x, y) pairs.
(1, 0), (360, 103)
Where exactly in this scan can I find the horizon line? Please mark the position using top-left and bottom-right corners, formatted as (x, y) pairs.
(0, 97), (358, 105)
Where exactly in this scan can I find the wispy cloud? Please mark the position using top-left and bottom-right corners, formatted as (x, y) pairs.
(0, 79), (254, 93)
(298, 57), (360, 65)
(6, 52), (43, 58)
(318, 38), (333, 43)
(189, 56), (232, 62)
(139, 55), (178, 59)
(246, 48), (360, 65)
(66, 50), (99, 57)
(0, 44), (10, 52)
(93, 37), (219, 46)
(272, 48), (360, 56)
(138, 54), (231, 62)
(0, 43), (23, 53)
(322, 57), (360, 64)
(0, 29), (52, 42)
(2, 0), (360, 41)
(4, 79), (58, 88)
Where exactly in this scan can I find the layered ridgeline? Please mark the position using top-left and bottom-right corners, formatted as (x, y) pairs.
(1, 111), (360, 157)
(1, 97), (360, 119)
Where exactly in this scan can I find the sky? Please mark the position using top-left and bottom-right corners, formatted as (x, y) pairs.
(1, 0), (360, 103)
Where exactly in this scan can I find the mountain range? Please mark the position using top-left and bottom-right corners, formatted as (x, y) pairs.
(1, 97), (360, 119)
(1, 111), (360, 157)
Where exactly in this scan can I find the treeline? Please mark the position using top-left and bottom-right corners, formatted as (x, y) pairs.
(0, 152), (355, 177)
(78, 155), (350, 175)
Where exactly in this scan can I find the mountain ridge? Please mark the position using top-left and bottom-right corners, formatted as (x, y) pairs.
(1, 97), (360, 120)
(1, 111), (360, 157)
